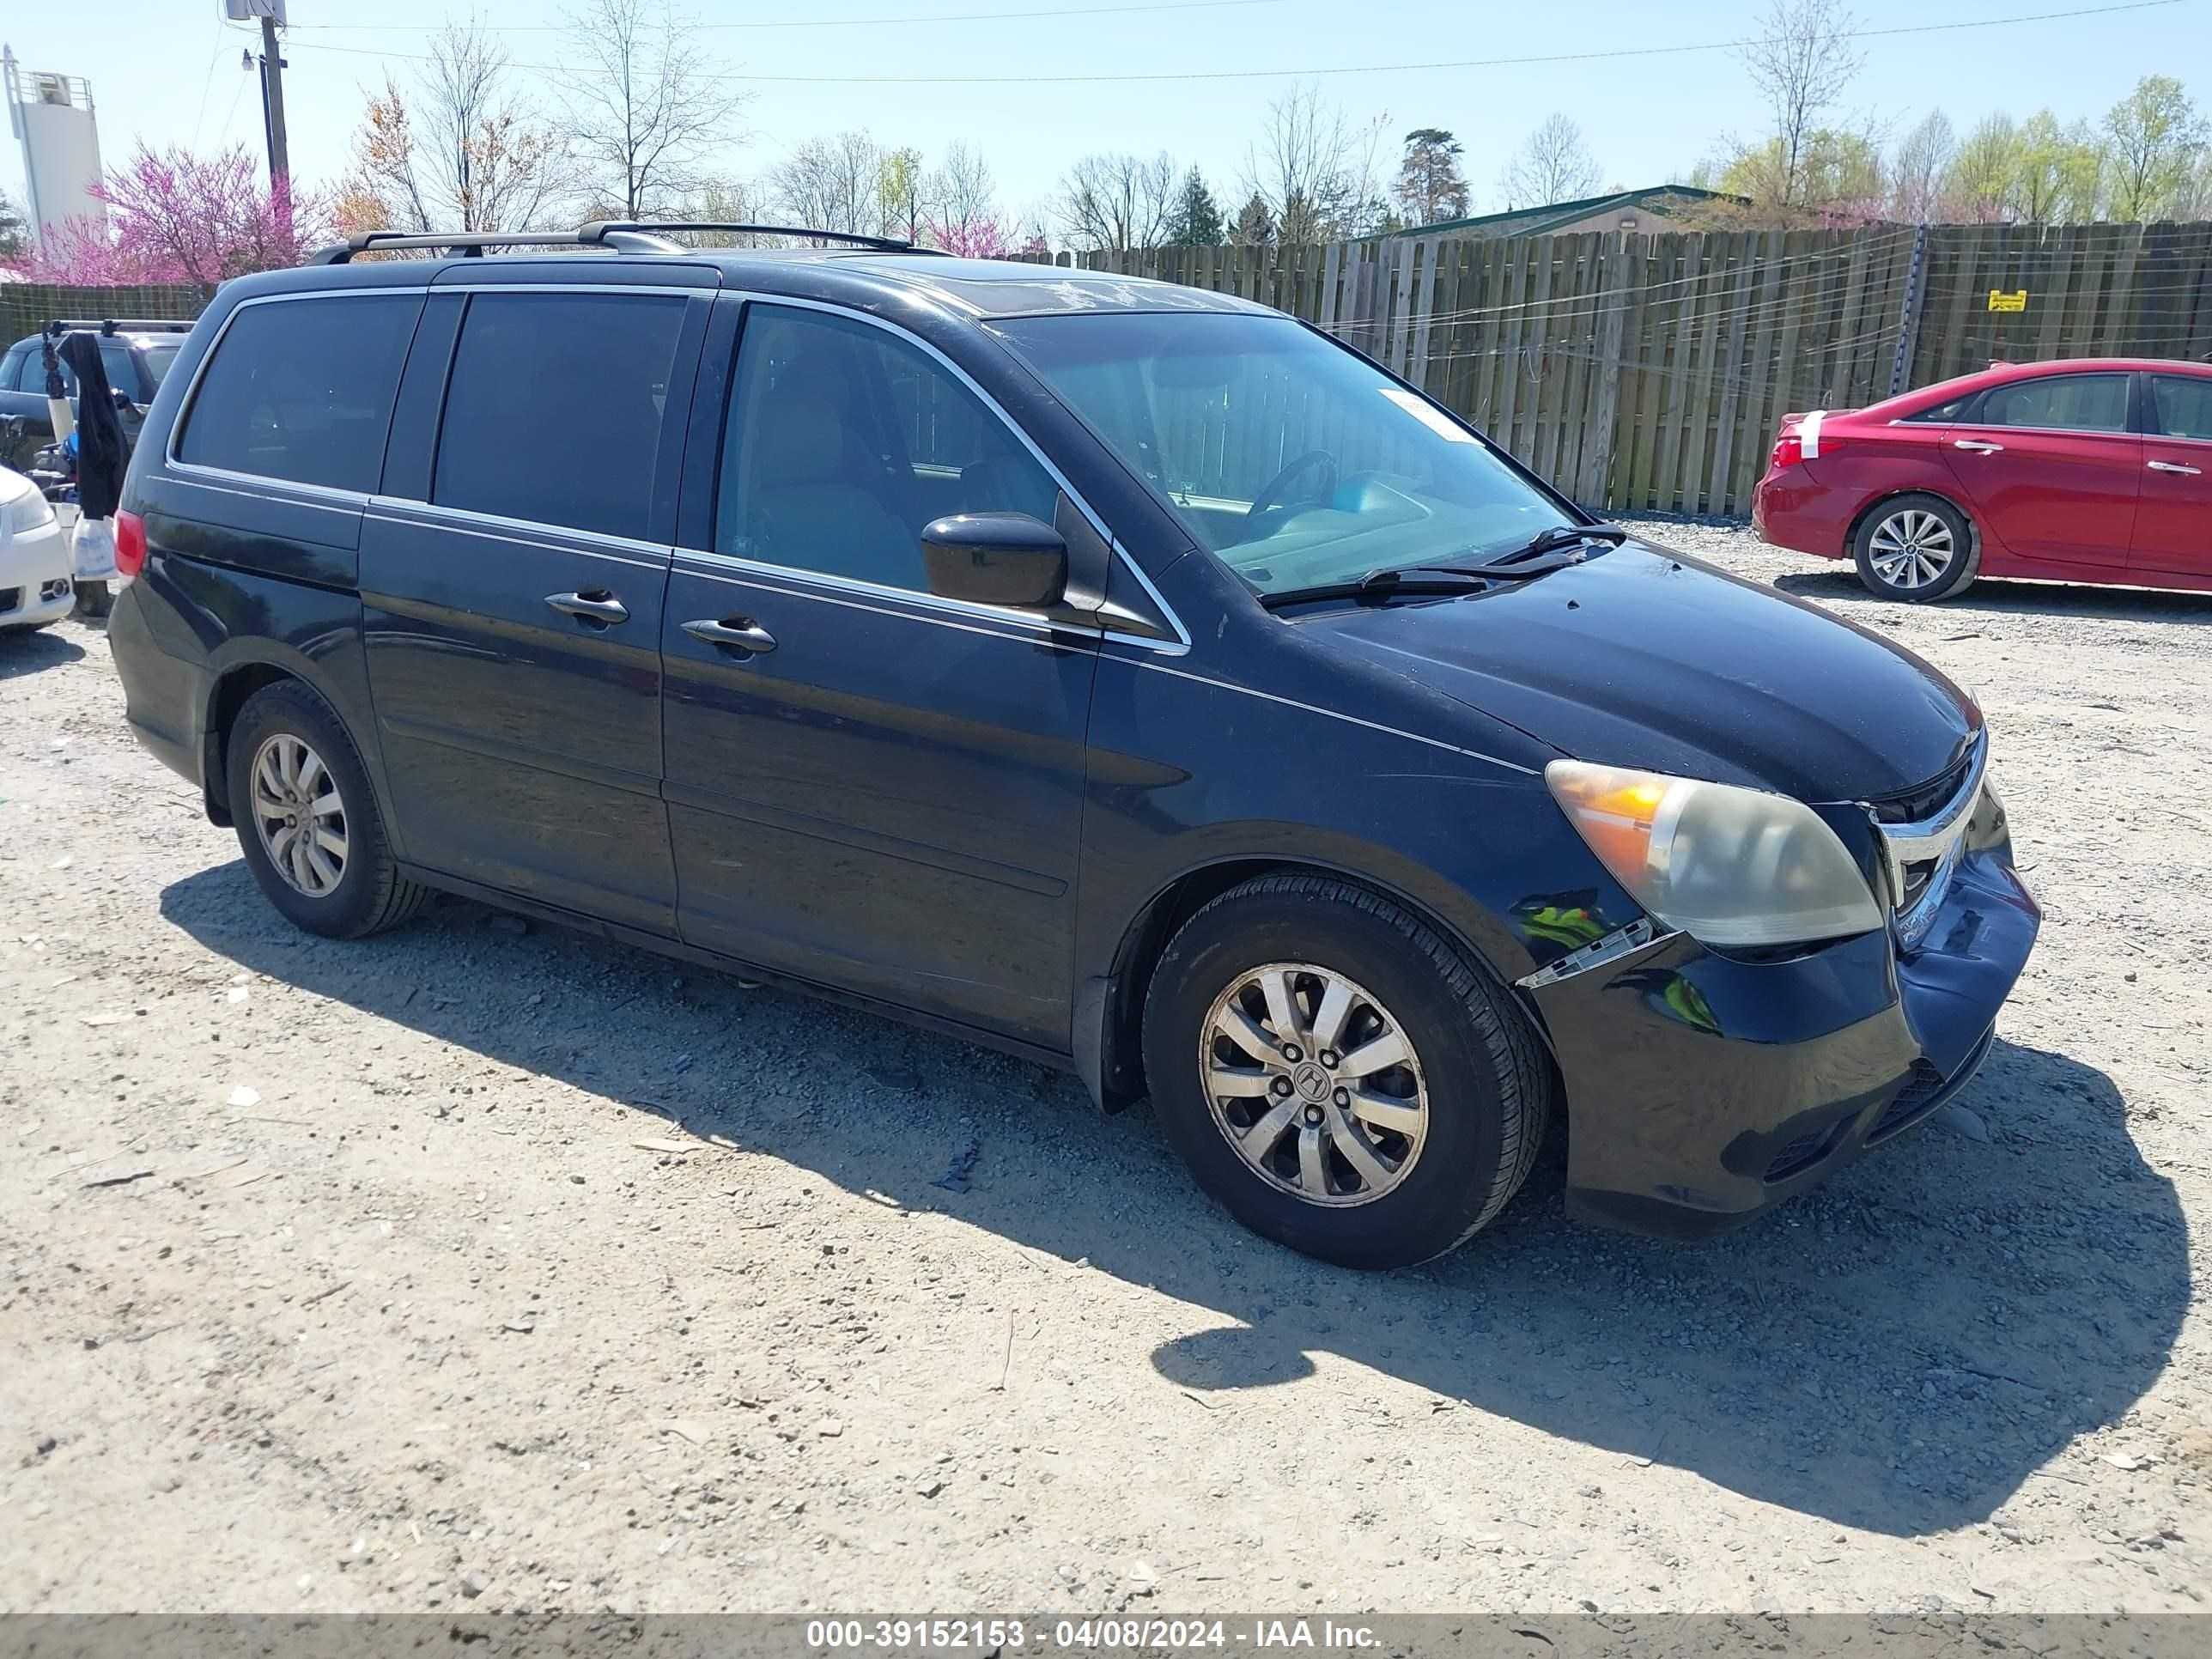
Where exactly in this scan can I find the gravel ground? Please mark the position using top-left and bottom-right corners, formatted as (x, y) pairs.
(2, 520), (2209, 1617)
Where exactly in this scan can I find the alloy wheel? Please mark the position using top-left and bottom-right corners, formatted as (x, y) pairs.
(1868, 508), (1956, 589)
(1199, 963), (1429, 1207)
(249, 732), (349, 898)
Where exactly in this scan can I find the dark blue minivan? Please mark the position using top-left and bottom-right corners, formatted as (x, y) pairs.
(106, 223), (2039, 1267)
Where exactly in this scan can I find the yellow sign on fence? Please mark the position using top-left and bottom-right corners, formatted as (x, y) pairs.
(1989, 289), (2029, 313)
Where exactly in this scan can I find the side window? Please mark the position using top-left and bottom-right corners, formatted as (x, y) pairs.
(1900, 394), (1972, 424)
(1975, 374), (2129, 434)
(2150, 375), (2212, 441)
(15, 346), (62, 395)
(178, 296), (419, 491)
(100, 342), (139, 401)
(433, 291), (687, 540)
(1, 347), (25, 392)
(716, 305), (1057, 593)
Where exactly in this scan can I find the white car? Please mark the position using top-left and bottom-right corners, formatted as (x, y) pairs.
(0, 463), (72, 633)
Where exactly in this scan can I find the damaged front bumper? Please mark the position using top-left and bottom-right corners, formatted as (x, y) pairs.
(1524, 789), (2039, 1239)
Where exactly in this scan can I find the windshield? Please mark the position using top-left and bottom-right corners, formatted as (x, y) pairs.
(994, 311), (1571, 594)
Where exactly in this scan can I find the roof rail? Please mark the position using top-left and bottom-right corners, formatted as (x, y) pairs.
(307, 229), (616, 265)
(580, 220), (931, 252)
(45, 318), (195, 336)
(307, 221), (938, 267)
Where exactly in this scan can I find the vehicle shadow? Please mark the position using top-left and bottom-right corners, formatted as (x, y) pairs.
(0, 628), (87, 677)
(1774, 568), (2212, 623)
(161, 860), (2185, 1540)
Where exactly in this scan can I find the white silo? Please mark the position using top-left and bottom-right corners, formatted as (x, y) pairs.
(5, 46), (106, 248)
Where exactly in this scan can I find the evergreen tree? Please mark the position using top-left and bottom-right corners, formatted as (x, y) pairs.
(1231, 191), (1275, 247)
(1394, 128), (1471, 226)
(1164, 165), (1225, 245)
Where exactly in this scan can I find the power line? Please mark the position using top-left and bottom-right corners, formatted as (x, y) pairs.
(289, 0), (1285, 31)
(275, 0), (2182, 86)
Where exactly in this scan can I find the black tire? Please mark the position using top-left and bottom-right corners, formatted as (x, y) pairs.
(225, 680), (428, 939)
(72, 580), (112, 618)
(1852, 493), (1980, 602)
(1142, 874), (1552, 1270)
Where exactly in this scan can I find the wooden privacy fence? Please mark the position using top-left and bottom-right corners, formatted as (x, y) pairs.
(1084, 222), (2212, 516)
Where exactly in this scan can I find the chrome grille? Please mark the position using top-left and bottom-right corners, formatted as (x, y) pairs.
(1870, 734), (1987, 952)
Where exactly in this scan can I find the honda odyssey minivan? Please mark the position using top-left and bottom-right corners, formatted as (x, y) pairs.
(106, 222), (2039, 1268)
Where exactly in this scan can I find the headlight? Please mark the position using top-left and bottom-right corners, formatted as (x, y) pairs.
(1545, 760), (1883, 947)
(3, 490), (54, 533)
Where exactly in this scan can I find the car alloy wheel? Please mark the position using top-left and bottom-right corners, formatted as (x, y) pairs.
(249, 732), (349, 898)
(1867, 507), (1955, 590)
(1199, 962), (1429, 1207)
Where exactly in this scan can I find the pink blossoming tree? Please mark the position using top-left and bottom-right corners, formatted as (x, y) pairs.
(10, 144), (320, 294)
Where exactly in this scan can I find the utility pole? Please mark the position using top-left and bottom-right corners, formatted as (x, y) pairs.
(227, 3), (289, 200)
(257, 15), (289, 197)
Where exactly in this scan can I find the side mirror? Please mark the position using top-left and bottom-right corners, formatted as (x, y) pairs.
(112, 388), (137, 413)
(921, 512), (1068, 609)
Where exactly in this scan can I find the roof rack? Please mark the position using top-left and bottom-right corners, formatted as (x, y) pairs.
(307, 220), (935, 265)
(46, 318), (195, 336)
(580, 220), (929, 253)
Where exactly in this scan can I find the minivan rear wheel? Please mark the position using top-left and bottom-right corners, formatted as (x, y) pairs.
(1853, 494), (1979, 602)
(226, 681), (428, 939)
(1142, 874), (1551, 1269)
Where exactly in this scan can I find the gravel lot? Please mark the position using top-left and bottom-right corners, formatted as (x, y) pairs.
(3, 520), (2209, 1617)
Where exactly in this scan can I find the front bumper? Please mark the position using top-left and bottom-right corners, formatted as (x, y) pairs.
(1529, 831), (2039, 1238)
(0, 516), (75, 629)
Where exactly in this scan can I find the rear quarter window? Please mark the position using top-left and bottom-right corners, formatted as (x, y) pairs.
(176, 295), (421, 492)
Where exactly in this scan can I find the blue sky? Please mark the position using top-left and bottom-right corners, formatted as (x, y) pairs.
(3, 0), (2199, 234)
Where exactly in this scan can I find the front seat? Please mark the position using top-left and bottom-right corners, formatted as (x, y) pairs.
(744, 362), (921, 591)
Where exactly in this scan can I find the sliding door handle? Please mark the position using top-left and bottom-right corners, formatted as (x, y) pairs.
(546, 590), (629, 626)
(682, 617), (778, 656)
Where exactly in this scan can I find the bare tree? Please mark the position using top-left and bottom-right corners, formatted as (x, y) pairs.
(1497, 113), (1601, 208)
(336, 21), (572, 236)
(1738, 0), (1864, 208)
(1056, 151), (1176, 253)
(1887, 109), (1954, 222)
(931, 143), (1000, 245)
(772, 131), (883, 235)
(1243, 83), (1386, 243)
(561, 0), (749, 218)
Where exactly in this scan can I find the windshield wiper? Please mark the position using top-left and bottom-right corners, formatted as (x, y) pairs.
(1256, 565), (1495, 611)
(1486, 521), (1631, 566)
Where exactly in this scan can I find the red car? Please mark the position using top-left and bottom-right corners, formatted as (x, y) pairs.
(1754, 356), (2212, 601)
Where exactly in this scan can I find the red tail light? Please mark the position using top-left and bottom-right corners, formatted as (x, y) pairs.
(1769, 432), (1804, 471)
(114, 507), (147, 584)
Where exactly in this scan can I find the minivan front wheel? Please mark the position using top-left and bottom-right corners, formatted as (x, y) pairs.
(227, 681), (428, 939)
(1143, 874), (1551, 1269)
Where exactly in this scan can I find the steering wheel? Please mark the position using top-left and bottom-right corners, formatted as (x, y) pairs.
(1245, 449), (1340, 522)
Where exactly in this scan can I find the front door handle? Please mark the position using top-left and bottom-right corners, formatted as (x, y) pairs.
(2148, 459), (2203, 476)
(546, 590), (629, 626)
(682, 617), (778, 656)
(1953, 439), (2006, 454)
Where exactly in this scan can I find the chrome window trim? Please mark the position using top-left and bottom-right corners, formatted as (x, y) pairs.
(1125, 658), (1541, 777)
(1874, 732), (1990, 951)
(673, 558), (1090, 654)
(167, 471), (367, 516)
(713, 290), (1192, 655)
(163, 286), (433, 480)
(367, 498), (672, 570)
(676, 544), (1091, 642)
